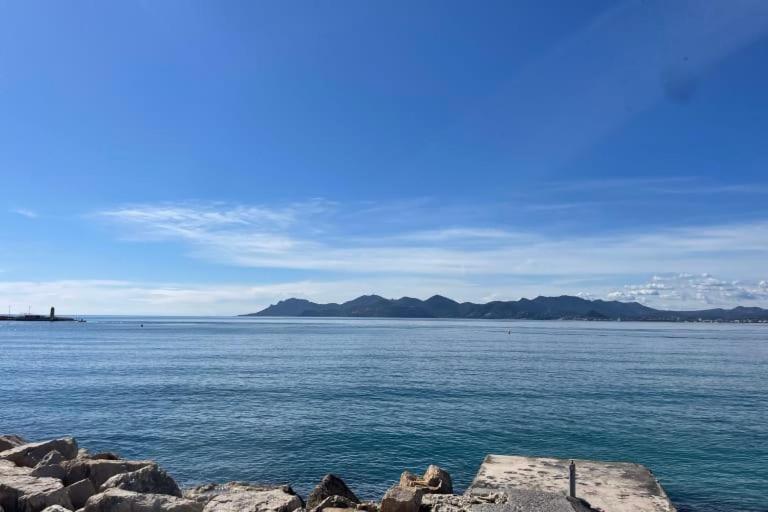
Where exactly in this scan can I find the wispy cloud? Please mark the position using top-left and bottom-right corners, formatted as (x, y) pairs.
(547, 177), (697, 193)
(543, 177), (768, 196)
(11, 208), (38, 219)
(97, 201), (768, 280)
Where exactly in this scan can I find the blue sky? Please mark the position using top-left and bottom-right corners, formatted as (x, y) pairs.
(2, 0), (768, 314)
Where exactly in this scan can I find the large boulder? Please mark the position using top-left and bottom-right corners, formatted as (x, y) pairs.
(66, 478), (96, 509)
(63, 459), (154, 489)
(0, 440), (78, 469)
(0, 459), (74, 512)
(83, 488), (202, 512)
(306, 475), (359, 511)
(184, 483), (302, 512)
(99, 465), (181, 497)
(0, 438), (27, 454)
(380, 486), (423, 512)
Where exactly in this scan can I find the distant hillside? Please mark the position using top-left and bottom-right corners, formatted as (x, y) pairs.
(240, 295), (768, 322)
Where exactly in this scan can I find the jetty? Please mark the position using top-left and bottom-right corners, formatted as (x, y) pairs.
(0, 434), (677, 512)
(467, 454), (676, 512)
(0, 307), (79, 322)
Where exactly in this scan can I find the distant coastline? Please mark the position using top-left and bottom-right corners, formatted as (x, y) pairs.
(241, 294), (768, 323)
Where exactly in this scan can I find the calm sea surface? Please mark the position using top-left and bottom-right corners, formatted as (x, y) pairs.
(1, 317), (766, 511)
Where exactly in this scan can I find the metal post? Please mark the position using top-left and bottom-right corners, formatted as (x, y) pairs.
(568, 460), (576, 497)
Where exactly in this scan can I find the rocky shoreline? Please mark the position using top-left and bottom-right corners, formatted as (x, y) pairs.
(2, 435), (674, 512)
(0, 434), (501, 512)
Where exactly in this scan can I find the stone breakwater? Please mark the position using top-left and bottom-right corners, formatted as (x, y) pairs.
(0, 435), (675, 512)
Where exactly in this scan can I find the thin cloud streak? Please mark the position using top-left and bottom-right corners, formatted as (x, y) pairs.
(544, 177), (768, 196)
(10, 208), (38, 219)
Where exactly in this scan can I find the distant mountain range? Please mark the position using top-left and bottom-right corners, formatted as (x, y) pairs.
(241, 294), (768, 322)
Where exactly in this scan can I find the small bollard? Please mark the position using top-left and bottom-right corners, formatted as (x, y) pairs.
(568, 459), (576, 497)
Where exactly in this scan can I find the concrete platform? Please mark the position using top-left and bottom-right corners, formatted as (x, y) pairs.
(467, 455), (676, 512)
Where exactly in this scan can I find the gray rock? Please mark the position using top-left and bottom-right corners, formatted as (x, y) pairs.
(30, 452), (67, 481)
(0, 438), (27, 454)
(183, 484), (241, 505)
(183, 484), (282, 506)
(399, 467), (452, 495)
(398, 472), (418, 488)
(190, 484), (303, 512)
(307, 475), (359, 511)
(0, 459), (74, 512)
(35, 454), (64, 470)
(63, 459), (154, 489)
(40, 507), (70, 512)
(99, 465), (181, 497)
(66, 479), (96, 509)
(0, 440), (78, 469)
(380, 486), (423, 512)
(28, 467), (64, 483)
(88, 454), (119, 462)
(422, 466), (452, 495)
(0, 460), (28, 478)
(310, 496), (357, 512)
(82, 488), (202, 512)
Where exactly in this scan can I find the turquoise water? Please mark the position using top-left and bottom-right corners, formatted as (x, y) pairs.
(1, 317), (766, 511)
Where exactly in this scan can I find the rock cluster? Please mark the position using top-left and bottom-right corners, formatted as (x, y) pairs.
(2, 434), (468, 512)
(0, 436), (197, 512)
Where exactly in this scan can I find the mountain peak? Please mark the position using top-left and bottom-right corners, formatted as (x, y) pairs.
(343, 294), (388, 306)
(426, 294), (459, 305)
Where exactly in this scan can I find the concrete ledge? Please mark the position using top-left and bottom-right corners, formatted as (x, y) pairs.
(467, 455), (676, 512)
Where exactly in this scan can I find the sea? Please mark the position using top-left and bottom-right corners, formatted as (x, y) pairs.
(1, 317), (765, 512)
